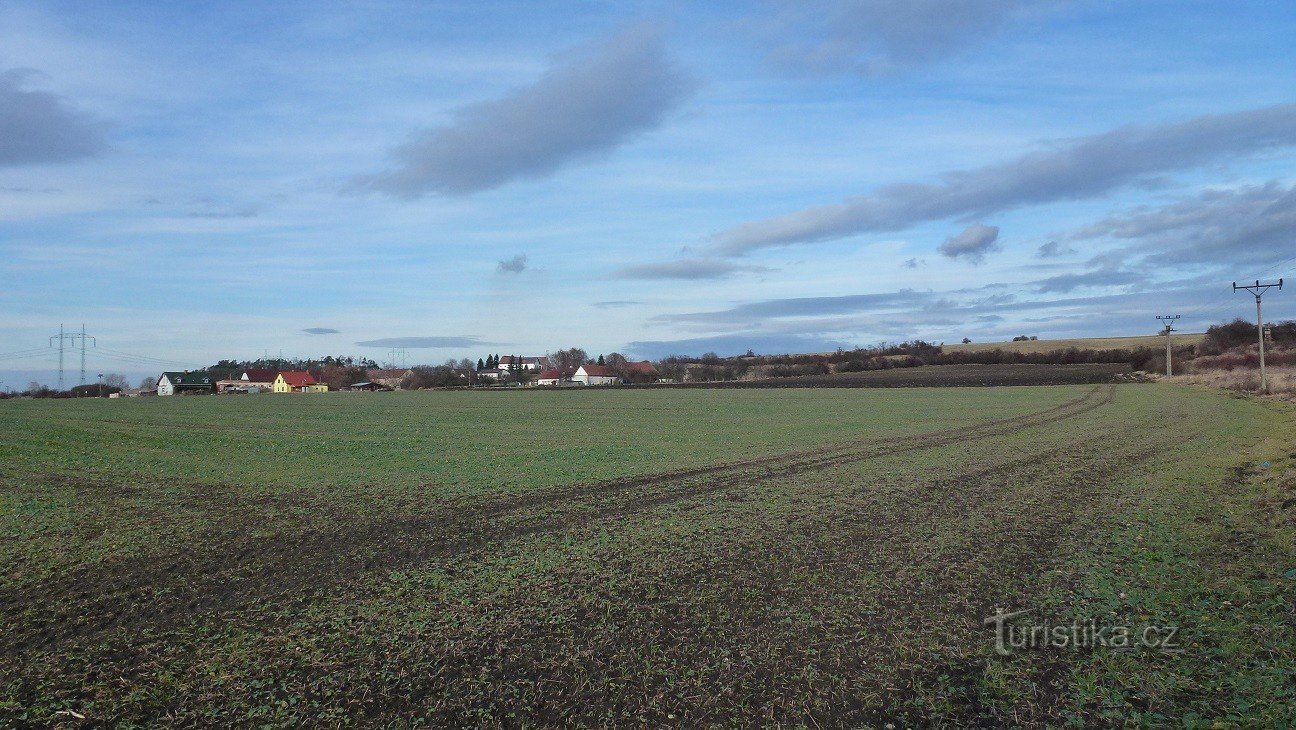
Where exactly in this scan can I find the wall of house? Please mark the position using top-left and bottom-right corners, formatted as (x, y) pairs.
(157, 377), (174, 396)
(273, 378), (290, 393)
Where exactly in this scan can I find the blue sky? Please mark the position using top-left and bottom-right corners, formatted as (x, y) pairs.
(2, 0), (1295, 386)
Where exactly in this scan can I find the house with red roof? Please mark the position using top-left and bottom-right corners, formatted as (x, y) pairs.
(273, 370), (328, 393)
(622, 360), (658, 382)
(535, 367), (577, 386)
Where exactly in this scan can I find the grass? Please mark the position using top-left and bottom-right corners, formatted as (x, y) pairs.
(1, 384), (1293, 726)
(944, 333), (1205, 354)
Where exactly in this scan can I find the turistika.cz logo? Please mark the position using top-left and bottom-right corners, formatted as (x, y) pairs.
(984, 608), (1182, 656)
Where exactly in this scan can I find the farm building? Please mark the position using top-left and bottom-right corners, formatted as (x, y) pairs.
(366, 368), (411, 389)
(240, 369), (277, 387)
(346, 381), (393, 392)
(535, 367), (576, 386)
(273, 371), (328, 393)
(498, 356), (549, 371)
(572, 364), (621, 386)
(157, 371), (214, 396)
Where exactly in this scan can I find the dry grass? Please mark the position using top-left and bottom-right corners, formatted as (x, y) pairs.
(946, 333), (1204, 354)
(1169, 365), (1296, 394)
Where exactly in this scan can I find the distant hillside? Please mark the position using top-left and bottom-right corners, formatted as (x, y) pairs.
(945, 333), (1205, 355)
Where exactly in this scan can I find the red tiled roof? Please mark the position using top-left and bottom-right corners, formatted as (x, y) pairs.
(624, 360), (657, 375)
(278, 370), (317, 387)
(241, 368), (276, 382)
(537, 367), (575, 380)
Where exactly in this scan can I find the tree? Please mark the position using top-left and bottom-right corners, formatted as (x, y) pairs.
(548, 347), (588, 371)
(597, 354), (605, 366)
(139, 376), (157, 390)
(962, 337), (972, 344)
(477, 358), (485, 371)
(102, 373), (130, 390)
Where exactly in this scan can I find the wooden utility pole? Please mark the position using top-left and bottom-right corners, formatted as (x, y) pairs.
(1233, 279), (1283, 393)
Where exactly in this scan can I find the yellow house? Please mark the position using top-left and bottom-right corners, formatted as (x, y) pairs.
(273, 371), (328, 393)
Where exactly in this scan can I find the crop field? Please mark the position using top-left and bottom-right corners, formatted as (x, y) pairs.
(2, 385), (1295, 726)
(944, 333), (1205, 354)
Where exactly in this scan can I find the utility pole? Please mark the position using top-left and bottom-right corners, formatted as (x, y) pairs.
(1156, 315), (1180, 376)
(1233, 279), (1283, 393)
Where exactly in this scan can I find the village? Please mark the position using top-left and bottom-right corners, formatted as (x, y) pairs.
(150, 354), (661, 396)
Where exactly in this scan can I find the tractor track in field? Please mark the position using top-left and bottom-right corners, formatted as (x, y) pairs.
(0, 387), (1114, 655)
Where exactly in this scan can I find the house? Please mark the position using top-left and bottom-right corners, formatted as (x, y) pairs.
(476, 367), (513, 382)
(534, 367), (576, 386)
(498, 356), (549, 371)
(346, 381), (393, 392)
(366, 368), (412, 389)
(241, 368), (277, 387)
(157, 371), (215, 396)
(273, 371), (328, 393)
(572, 364), (621, 386)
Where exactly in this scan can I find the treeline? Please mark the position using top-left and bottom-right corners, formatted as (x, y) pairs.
(655, 340), (1173, 382)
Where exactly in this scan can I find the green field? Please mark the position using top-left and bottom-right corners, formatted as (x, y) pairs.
(2, 385), (1294, 726)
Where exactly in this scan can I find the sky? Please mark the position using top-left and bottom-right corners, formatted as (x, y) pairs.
(2, 0), (1295, 387)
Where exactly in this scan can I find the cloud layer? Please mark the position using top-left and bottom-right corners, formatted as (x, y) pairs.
(712, 103), (1296, 255)
(1074, 181), (1296, 267)
(356, 26), (695, 198)
(768, 0), (1047, 76)
(0, 68), (106, 166)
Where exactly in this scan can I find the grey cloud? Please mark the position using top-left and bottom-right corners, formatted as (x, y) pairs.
(355, 336), (486, 348)
(713, 103), (1296, 255)
(768, 0), (1048, 76)
(356, 25), (695, 198)
(1036, 240), (1076, 258)
(939, 223), (1000, 262)
(497, 254), (528, 273)
(0, 68), (107, 166)
(302, 327), (341, 335)
(902, 257), (925, 269)
(1073, 181), (1296, 267)
(615, 258), (767, 280)
(593, 300), (642, 308)
(1034, 267), (1137, 293)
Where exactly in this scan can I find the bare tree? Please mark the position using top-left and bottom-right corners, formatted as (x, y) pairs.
(103, 373), (130, 390)
(139, 376), (157, 390)
(547, 347), (589, 371)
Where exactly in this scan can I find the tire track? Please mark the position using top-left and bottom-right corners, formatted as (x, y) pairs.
(1, 387), (1114, 654)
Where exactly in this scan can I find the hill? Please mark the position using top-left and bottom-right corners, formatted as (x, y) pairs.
(945, 333), (1204, 354)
